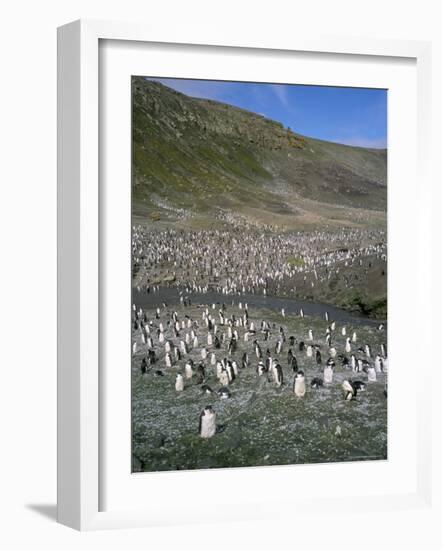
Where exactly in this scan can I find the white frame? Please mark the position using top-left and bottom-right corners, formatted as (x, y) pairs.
(57, 19), (432, 531)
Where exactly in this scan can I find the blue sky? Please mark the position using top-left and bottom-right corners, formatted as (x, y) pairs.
(147, 77), (387, 149)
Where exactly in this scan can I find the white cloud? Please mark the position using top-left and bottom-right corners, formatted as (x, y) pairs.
(270, 84), (290, 108)
(334, 136), (387, 149)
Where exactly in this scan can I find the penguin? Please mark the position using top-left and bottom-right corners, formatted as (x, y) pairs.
(299, 341), (305, 352)
(345, 338), (351, 353)
(201, 384), (214, 395)
(242, 352), (249, 369)
(228, 336), (237, 355)
(180, 340), (188, 355)
(199, 406), (217, 438)
(165, 352), (173, 368)
(367, 365), (377, 382)
(350, 354), (357, 371)
(256, 361), (266, 376)
(140, 357), (147, 374)
(231, 360), (239, 376)
(216, 361), (223, 379)
(342, 379), (357, 400)
(306, 345), (313, 358)
(308, 329), (314, 341)
(195, 363), (206, 384)
(273, 363), (283, 387)
(218, 387), (231, 399)
(374, 355), (383, 373)
(219, 367), (230, 386)
(254, 340), (262, 359)
(323, 363), (333, 384)
(287, 348), (294, 366)
(184, 361), (193, 379)
(275, 339), (283, 354)
(226, 362), (236, 383)
(352, 380), (366, 392)
(310, 377), (323, 389)
(293, 370), (306, 397)
(291, 355), (298, 372)
(315, 349), (322, 366)
(289, 336), (295, 346)
(175, 373), (184, 392)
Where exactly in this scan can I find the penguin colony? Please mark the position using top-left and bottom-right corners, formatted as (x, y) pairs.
(132, 225), (386, 305)
(132, 299), (388, 455)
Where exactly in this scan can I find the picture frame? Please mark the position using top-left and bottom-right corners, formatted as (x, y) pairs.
(57, 19), (433, 531)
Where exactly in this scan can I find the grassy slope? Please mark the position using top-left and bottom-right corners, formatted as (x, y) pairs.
(131, 78), (387, 229)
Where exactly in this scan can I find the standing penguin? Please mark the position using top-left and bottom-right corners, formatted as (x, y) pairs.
(275, 339), (283, 354)
(184, 361), (194, 379)
(219, 367), (230, 386)
(315, 349), (322, 366)
(293, 371), (306, 397)
(324, 363), (334, 384)
(175, 373), (184, 392)
(256, 361), (266, 376)
(273, 363), (284, 387)
(374, 355), (383, 373)
(199, 406), (217, 438)
(367, 365), (377, 382)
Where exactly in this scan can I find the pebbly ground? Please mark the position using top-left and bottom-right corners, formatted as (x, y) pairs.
(131, 301), (387, 472)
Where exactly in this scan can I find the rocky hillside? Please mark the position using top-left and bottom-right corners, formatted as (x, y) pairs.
(132, 77), (387, 229)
